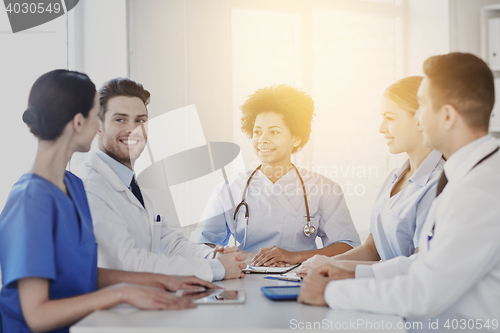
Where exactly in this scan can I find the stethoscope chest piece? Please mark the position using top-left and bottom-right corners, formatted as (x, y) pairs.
(303, 223), (316, 237)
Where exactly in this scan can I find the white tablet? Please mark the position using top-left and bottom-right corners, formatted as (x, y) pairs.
(176, 289), (245, 304)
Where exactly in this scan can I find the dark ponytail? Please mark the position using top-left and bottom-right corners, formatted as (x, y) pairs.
(23, 69), (96, 140)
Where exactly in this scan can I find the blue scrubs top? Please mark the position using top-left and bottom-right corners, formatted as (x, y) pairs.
(370, 150), (444, 260)
(0, 172), (98, 333)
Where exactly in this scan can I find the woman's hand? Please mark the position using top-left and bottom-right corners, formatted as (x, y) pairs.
(17, 277), (196, 333)
(251, 246), (301, 267)
(111, 283), (196, 310)
(98, 268), (220, 292)
(155, 275), (221, 292)
(296, 255), (335, 277)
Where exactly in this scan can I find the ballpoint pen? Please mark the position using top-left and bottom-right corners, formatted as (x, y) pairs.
(264, 275), (302, 282)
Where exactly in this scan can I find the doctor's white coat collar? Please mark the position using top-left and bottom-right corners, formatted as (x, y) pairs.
(86, 151), (147, 210)
(443, 134), (497, 183)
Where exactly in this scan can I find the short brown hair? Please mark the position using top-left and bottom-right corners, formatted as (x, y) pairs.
(98, 78), (150, 122)
(423, 52), (494, 130)
(240, 84), (315, 153)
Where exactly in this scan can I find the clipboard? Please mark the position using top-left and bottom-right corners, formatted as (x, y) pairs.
(242, 263), (301, 274)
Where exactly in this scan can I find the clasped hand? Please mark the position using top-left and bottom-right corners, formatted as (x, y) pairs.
(251, 246), (300, 267)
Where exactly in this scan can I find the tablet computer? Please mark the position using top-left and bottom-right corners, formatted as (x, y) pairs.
(261, 286), (301, 300)
(176, 289), (245, 304)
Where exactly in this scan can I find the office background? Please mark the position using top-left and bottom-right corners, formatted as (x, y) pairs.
(1, 0), (499, 244)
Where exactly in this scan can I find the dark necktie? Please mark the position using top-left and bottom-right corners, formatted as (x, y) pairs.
(435, 146), (499, 198)
(130, 175), (145, 207)
(436, 171), (448, 197)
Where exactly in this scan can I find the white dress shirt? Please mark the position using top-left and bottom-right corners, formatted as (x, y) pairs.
(324, 135), (500, 331)
(191, 167), (360, 252)
(75, 150), (224, 281)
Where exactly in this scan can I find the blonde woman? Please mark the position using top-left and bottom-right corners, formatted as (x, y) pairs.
(298, 76), (444, 277)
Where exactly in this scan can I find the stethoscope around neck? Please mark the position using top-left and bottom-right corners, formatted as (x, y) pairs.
(232, 164), (314, 251)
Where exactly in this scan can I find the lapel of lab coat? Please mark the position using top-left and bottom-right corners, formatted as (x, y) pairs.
(88, 152), (158, 250)
(89, 152), (145, 211)
(422, 137), (499, 251)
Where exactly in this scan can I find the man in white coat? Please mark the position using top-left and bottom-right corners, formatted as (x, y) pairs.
(76, 78), (246, 282)
(299, 52), (500, 332)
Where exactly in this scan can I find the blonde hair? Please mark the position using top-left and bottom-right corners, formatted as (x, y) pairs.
(383, 76), (423, 114)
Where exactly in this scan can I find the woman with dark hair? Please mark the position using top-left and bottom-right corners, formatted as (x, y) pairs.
(191, 84), (360, 267)
(0, 70), (216, 333)
(297, 76), (444, 278)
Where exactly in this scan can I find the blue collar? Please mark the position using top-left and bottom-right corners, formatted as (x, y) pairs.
(391, 150), (443, 187)
(95, 149), (135, 188)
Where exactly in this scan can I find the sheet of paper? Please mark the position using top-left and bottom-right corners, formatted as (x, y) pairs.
(244, 264), (300, 273)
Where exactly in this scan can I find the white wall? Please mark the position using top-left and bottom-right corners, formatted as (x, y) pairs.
(0, 5), (68, 209)
(449, 0), (500, 56)
(68, 0), (128, 169)
(128, 0), (233, 143)
(70, 0), (128, 88)
(406, 0), (450, 76)
(127, 0), (234, 232)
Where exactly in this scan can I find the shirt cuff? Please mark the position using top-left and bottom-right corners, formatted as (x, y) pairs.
(207, 259), (225, 281)
(354, 264), (375, 278)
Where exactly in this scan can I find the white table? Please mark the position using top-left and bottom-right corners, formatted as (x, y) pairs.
(71, 274), (406, 333)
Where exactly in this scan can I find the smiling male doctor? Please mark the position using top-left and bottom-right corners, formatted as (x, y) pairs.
(76, 78), (245, 282)
(299, 53), (500, 331)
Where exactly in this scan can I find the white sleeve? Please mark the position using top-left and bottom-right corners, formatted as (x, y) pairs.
(88, 193), (214, 282)
(354, 265), (375, 278)
(318, 184), (361, 248)
(371, 254), (418, 280)
(324, 186), (500, 320)
(355, 255), (418, 279)
(158, 217), (213, 259)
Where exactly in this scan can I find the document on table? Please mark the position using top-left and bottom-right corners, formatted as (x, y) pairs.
(243, 264), (300, 274)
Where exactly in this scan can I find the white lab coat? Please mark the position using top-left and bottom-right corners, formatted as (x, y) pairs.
(75, 151), (215, 281)
(191, 167), (360, 252)
(325, 136), (500, 331)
